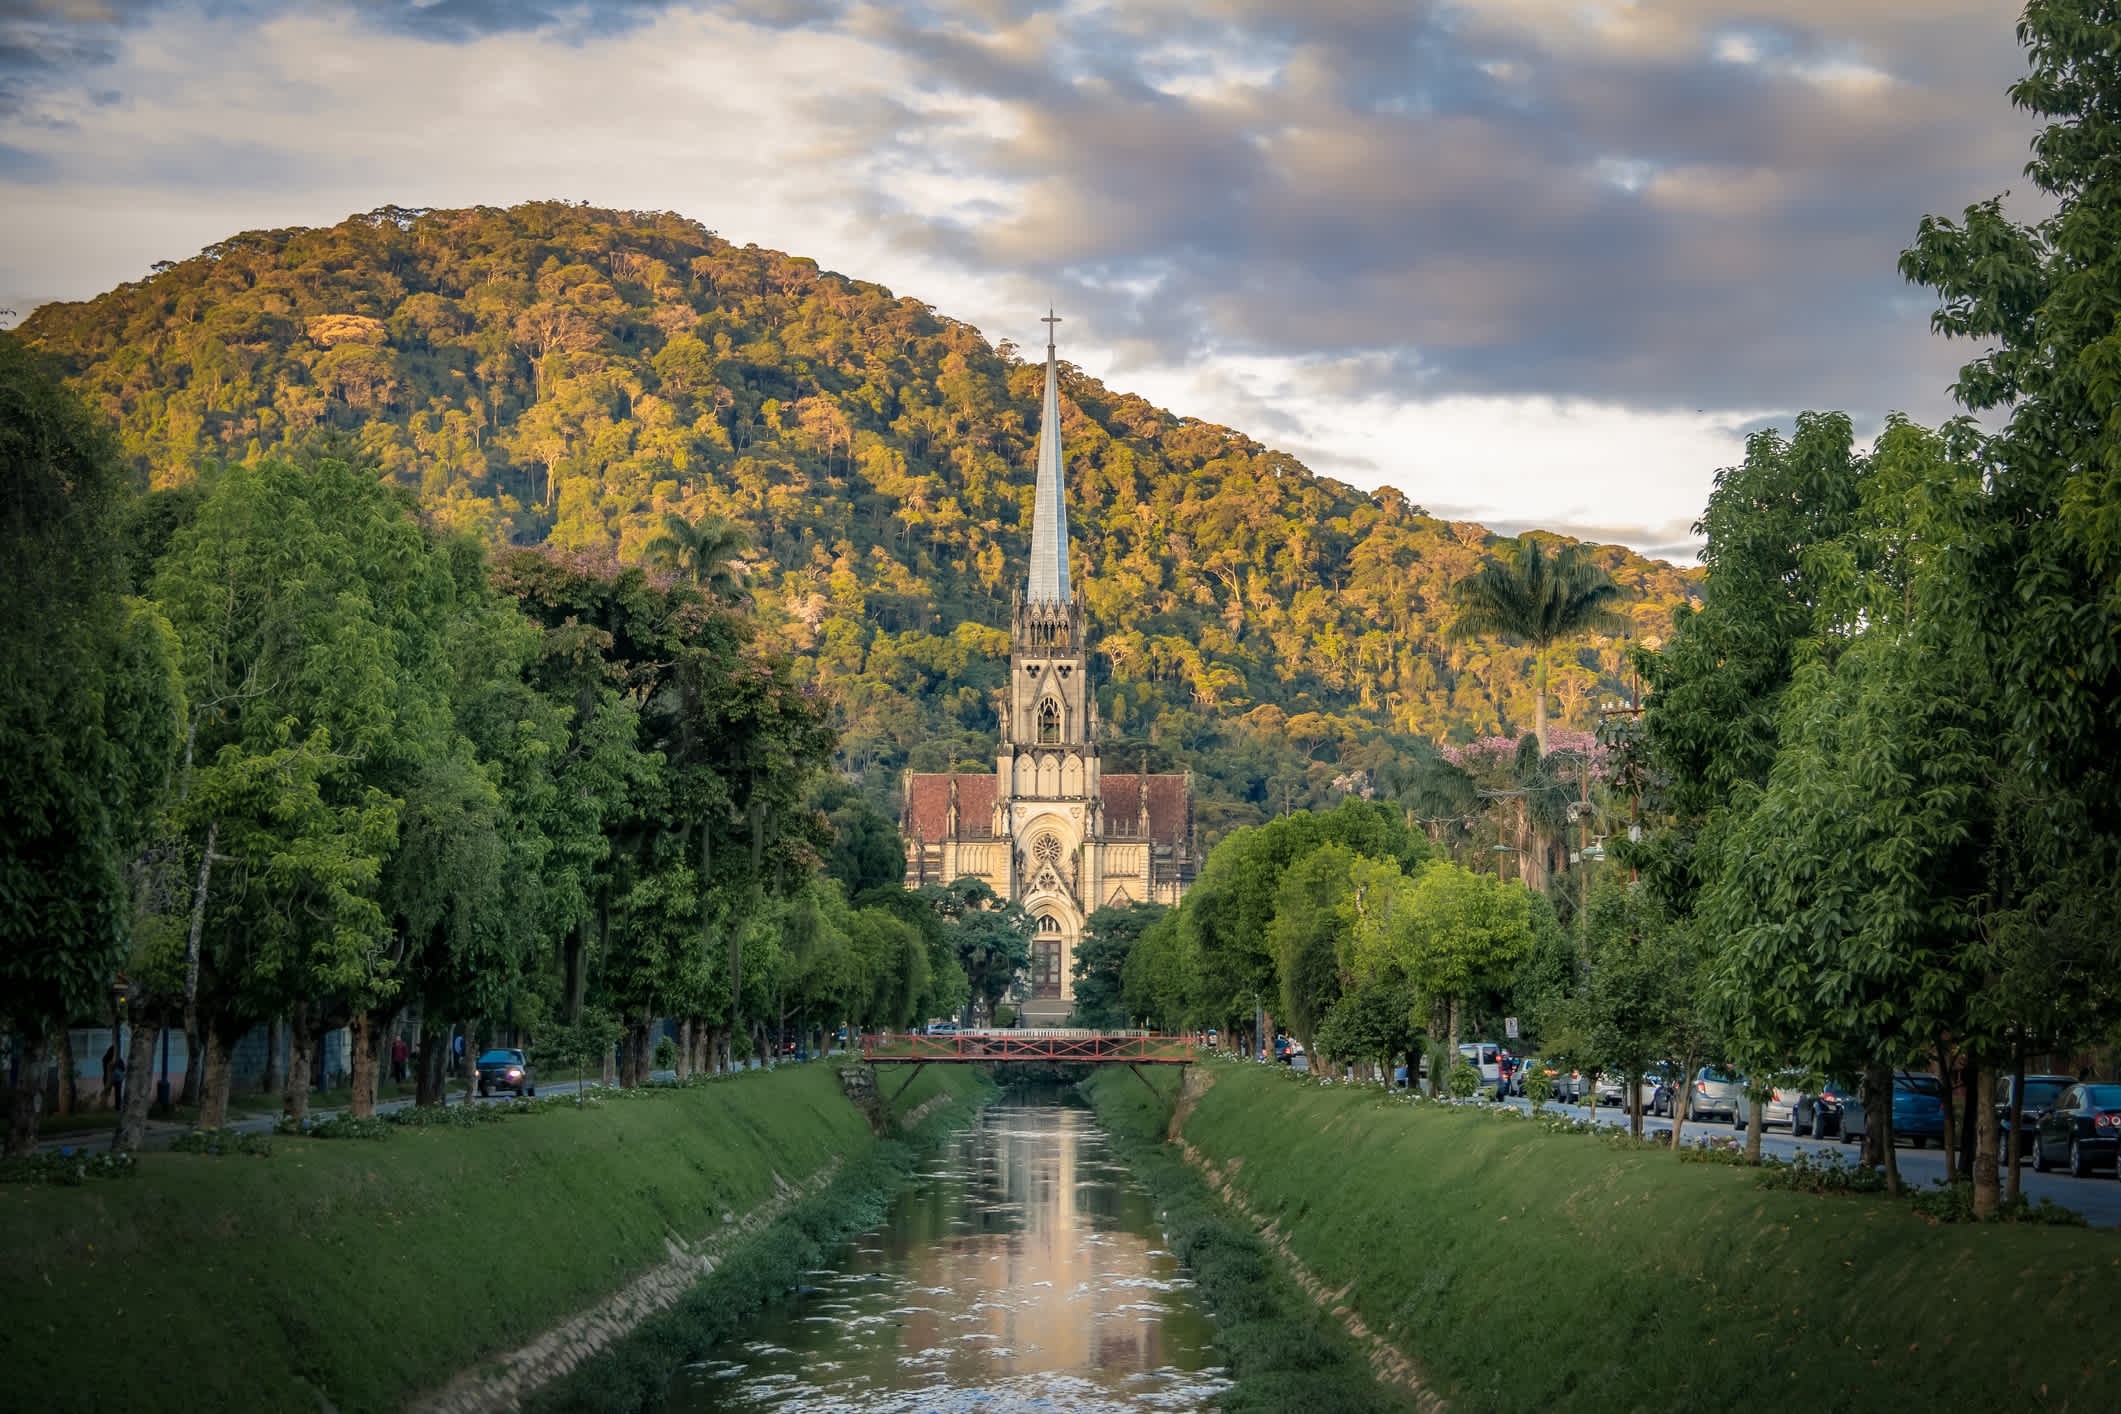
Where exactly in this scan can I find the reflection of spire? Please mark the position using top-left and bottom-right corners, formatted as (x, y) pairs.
(1027, 309), (1071, 605)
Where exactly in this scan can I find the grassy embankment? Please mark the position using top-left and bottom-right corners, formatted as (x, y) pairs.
(0, 1060), (988, 1412)
(1088, 1060), (2121, 1414)
(1084, 1072), (1426, 1414)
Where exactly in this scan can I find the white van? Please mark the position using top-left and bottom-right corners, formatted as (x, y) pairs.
(1458, 1042), (1504, 1094)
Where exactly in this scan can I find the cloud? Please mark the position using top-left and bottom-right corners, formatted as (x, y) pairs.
(0, 0), (2048, 561)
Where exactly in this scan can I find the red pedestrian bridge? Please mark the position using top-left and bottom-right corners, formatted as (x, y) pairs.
(858, 1030), (1194, 1104)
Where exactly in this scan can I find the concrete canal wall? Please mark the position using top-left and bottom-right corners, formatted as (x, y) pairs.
(0, 1059), (990, 1413)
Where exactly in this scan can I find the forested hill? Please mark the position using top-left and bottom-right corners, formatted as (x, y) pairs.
(19, 201), (1699, 834)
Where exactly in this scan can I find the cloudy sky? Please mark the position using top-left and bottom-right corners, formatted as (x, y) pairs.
(1, 0), (2043, 561)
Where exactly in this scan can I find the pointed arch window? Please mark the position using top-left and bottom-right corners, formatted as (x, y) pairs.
(1038, 696), (1061, 744)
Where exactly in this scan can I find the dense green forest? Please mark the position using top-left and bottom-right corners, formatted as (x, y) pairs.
(16, 203), (1697, 835)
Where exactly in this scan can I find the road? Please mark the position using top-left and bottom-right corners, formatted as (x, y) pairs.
(31, 1057), (810, 1156)
(1261, 1055), (2121, 1227)
(1516, 1094), (2121, 1227)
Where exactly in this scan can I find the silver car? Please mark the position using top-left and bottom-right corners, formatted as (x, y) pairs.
(1684, 1067), (1741, 1123)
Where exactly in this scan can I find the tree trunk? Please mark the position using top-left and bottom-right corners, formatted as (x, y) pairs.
(1629, 1070), (1643, 1137)
(6, 1031), (50, 1156)
(1971, 1065), (2001, 1218)
(259, 1019), (281, 1098)
(1669, 1077), (1692, 1151)
(617, 1026), (636, 1090)
(1862, 1063), (1889, 1168)
(53, 1024), (76, 1118)
(601, 1034), (618, 1087)
(180, 1022), (205, 1108)
(2006, 1040), (2028, 1202)
(676, 1019), (693, 1081)
(416, 1031), (447, 1108)
(1956, 1052), (1979, 1181)
(196, 1022), (236, 1130)
(112, 1013), (161, 1153)
(1743, 1083), (1764, 1162)
(283, 1004), (316, 1123)
(348, 1011), (378, 1118)
(1881, 1090), (1902, 1198)
(461, 1021), (478, 1107)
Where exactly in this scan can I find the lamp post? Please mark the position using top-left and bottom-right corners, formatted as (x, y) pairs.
(1489, 843), (1520, 883)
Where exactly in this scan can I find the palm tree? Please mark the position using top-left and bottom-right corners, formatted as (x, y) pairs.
(643, 511), (750, 601)
(1444, 537), (1627, 753)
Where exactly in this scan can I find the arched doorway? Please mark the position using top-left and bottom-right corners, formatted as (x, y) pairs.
(1032, 913), (1064, 999)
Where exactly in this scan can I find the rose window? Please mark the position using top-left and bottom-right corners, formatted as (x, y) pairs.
(1033, 833), (1062, 868)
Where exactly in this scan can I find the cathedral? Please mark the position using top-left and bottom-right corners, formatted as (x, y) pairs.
(901, 313), (1198, 1024)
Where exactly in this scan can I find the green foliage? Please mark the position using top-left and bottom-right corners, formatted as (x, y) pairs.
(0, 336), (185, 1041)
(1070, 901), (1166, 1027)
(273, 1113), (391, 1141)
(1445, 1059), (1479, 1098)
(652, 1035), (678, 1070)
(1446, 536), (1628, 750)
(16, 203), (1695, 843)
(0, 1148), (141, 1184)
(168, 1128), (272, 1157)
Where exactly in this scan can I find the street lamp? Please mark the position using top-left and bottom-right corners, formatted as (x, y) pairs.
(1489, 843), (1520, 883)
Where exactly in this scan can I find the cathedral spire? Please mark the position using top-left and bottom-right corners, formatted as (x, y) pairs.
(1027, 309), (1071, 605)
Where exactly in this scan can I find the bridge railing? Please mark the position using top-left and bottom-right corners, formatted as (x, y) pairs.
(859, 1032), (1195, 1064)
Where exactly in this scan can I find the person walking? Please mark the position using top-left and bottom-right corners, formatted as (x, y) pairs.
(390, 1034), (409, 1084)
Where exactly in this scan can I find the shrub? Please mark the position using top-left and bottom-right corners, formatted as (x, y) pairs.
(0, 1147), (142, 1184)
(1447, 1060), (1479, 1099)
(274, 1113), (391, 1141)
(652, 1035), (678, 1070)
(169, 1128), (273, 1158)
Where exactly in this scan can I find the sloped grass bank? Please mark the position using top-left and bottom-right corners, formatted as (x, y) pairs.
(0, 1061), (988, 1413)
(1085, 1073), (1425, 1414)
(1093, 1062), (2121, 1413)
(520, 1079), (989, 1414)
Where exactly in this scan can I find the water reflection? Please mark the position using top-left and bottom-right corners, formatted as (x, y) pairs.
(666, 1091), (1228, 1412)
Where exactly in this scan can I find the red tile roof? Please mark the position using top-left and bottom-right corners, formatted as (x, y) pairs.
(902, 772), (997, 841)
(1100, 774), (1189, 841)
(901, 770), (1189, 843)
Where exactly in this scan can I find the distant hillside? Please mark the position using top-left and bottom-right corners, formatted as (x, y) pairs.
(19, 201), (1699, 835)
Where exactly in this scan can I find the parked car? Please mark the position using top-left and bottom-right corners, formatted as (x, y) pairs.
(2031, 1082), (2121, 1178)
(925, 1021), (959, 1036)
(1734, 1081), (1805, 1132)
(1458, 1042), (1505, 1096)
(1997, 1074), (2075, 1158)
(475, 1048), (535, 1097)
(1791, 1080), (1856, 1139)
(1595, 1073), (1658, 1109)
(1682, 1067), (1741, 1124)
(1839, 1072), (1947, 1147)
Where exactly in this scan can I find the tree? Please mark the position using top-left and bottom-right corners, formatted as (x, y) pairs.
(1, 337), (184, 1155)
(643, 511), (750, 601)
(1445, 537), (1626, 753)
(1398, 860), (1539, 1089)
(1071, 902), (1166, 1028)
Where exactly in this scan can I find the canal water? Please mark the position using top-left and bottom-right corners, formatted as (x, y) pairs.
(664, 1090), (1229, 1412)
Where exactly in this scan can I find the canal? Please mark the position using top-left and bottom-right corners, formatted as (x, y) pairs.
(664, 1089), (1230, 1412)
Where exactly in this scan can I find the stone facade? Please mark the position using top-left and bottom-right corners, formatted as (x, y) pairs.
(901, 317), (1196, 1020)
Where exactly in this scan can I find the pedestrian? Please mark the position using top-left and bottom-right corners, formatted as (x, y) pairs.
(452, 1031), (465, 1076)
(390, 1034), (409, 1084)
(101, 1043), (125, 1112)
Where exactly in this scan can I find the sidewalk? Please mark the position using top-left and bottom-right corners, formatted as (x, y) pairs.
(30, 1053), (838, 1155)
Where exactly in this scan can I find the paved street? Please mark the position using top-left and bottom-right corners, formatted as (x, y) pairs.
(30, 1057), (811, 1156)
(1514, 1095), (2121, 1227)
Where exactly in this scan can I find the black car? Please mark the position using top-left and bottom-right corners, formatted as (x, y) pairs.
(1997, 1074), (2075, 1158)
(1792, 1079), (1857, 1139)
(2031, 1082), (2121, 1178)
(475, 1048), (536, 1097)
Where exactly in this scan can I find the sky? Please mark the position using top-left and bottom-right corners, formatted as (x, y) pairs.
(0, 0), (2046, 563)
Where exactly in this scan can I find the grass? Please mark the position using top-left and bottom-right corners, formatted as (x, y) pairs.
(1084, 1073), (1421, 1414)
(1090, 1061), (2121, 1414)
(0, 1060), (988, 1413)
(523, 1080), (993, 1414)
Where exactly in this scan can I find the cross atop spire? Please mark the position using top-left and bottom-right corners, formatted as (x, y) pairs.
(1026, 309), (1071, 605)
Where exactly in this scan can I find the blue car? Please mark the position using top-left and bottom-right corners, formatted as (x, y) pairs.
(1839, 1072), (1948, 1148)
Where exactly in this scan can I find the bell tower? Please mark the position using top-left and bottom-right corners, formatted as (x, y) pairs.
(994, 311), (1100, 1013)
